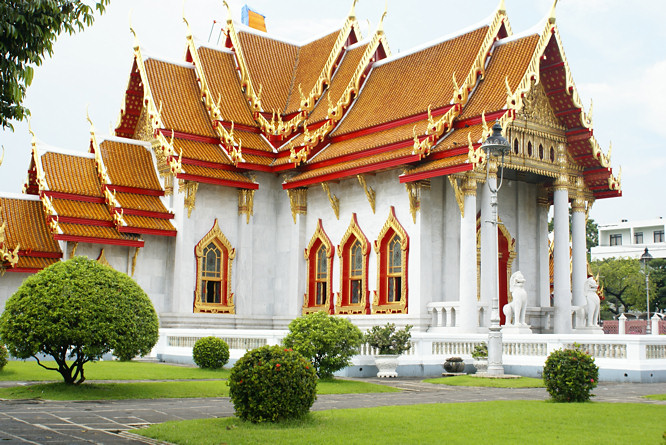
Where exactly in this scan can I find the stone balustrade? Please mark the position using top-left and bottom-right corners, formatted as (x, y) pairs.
(426, 302), (460, 328)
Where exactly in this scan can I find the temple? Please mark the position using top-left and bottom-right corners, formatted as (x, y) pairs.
(3, 1), (652, 378)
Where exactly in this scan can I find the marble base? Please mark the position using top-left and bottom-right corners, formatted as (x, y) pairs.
(501, 325), (533, 335)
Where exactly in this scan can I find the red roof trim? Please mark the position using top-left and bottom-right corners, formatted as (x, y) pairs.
(235, 162), (274, 173)
(399, 162), (473, 183)
(594, 190), (621, 199)
(157, 129), (220, 144)
(454, 109), (506, 128)
(118, 227), (178, 237)
(304, 140), (414, 171)
(112, 207), (173, 220)
(104, 184), (164, 197)
(179, 157), (237, 171)
(43, 191), (104, 203)
(17, 250), (62, 259)
(283, 155), (421, 189)
(218, 121), (261, 133)
(5, 267), (44, 274)
(175, 173), (259, 190)
(49, 215), (113, 227)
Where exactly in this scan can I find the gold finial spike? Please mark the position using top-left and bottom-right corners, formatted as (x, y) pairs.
(505, 75), (512, 97)
(452, 71), (459, 93)
(412, 124), (418, 143)
(85, 104), (95, 133)
(27, 117), (36, 145)
(588, 98), (593, 125)
(378, 1), (388, 33)
(548, 0), (558, 24)
(0, 145), (4, 167)
(222, 1), (233, 23)
(467, 132), (473, 150)
(182, 0), (193, 38)
(617, 166), (621, 183)
(129, 10), (139, 50)
(481, 110), (488, 134)
(348, 0), (359, 19)
(497, 0), (506, 14)
(607, 141), (612, 159)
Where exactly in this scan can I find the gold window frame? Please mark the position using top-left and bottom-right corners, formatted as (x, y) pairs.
(194, 219), (236, 314)
(303, 219), (334, 314)
(373, 207), (409, 314)
(336, 213), (370, 315)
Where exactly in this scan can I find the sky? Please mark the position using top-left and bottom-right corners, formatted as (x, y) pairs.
(1, 0), (664, 225)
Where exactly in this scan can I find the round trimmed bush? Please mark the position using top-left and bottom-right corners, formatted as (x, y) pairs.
(0, 344), (7, 370)
(543, 345), (599, 402)
(192, 336), (229, 369)
(229, 345), (317, 423)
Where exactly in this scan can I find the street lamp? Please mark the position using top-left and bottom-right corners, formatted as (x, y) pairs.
(640, 247), (652, 334)
(481, 121), (511, 377)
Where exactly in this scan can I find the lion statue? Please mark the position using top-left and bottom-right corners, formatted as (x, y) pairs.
(584, 276), (600, 327)
(503, 271), (528, 326)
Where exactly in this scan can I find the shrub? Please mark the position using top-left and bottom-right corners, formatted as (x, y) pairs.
(282, 311), (363, 379)
(472, 344), (488, 359)
(0, 344), (7, 370)
(543, 345), (599, 402)
(364, 323), (412, 355)
(0, 257), (159, 384)
(229, 345), (317, 423)
(192, 336), (229, 369)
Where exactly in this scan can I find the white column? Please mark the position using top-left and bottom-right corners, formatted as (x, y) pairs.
(553, 174), (572, 334)
(571, 189), (587, 328)
(537, 187), (551, 308)
(459, 176), (478, 332)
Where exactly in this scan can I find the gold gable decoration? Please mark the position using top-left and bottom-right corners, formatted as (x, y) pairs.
(336, 213), (370, 315)
(0, 206), (20, 272)
(194, 219), (236, 314)
(96, 248), (112, 268)
(287, 188), (307, 223)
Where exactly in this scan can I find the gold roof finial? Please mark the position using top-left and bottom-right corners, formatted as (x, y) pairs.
(348, 0), (359, 19)
(588, 98), (594, 126)
(481, 110), (488, 135)
(505, 75), (512, 98)
(497, 0), (506, 14)
(85, 104), (95, 133)
(548, 0), (558, 24)
(607, 141), (612, 159)
(222, 1), (233, 24)
(183, 0), (193, 38)
(27, 117), (36, 147)
(0, 145), (4, 167)
(377, 1), (388, 34)
(129, 10), (139, 50)
(452, 71), (459, 93)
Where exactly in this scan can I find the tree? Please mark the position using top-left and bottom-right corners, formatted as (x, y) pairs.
(648, 258), (666, 314)
(0, 257), (159, 384)
(0, 0), (110, 130)
(282, 311), (363, 379)
(547, 212), (598, 260)
(590, 257), (655, 318)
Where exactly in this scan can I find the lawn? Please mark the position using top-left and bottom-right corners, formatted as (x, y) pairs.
(135, 401), (666, 445)
(0, 360), (230, 381)
(644, 394), (666, 401)
(424, 375), (545, 388)
(0, 376), (398, 400)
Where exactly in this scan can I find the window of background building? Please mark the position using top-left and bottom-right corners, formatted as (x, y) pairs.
(655, 230), (665, 243)
(610, 234), (622, 246)
(634, 232), (643, 244)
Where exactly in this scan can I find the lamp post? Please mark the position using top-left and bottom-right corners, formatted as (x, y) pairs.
(640, 247), (652, 334)
(481, 121), (511, 377)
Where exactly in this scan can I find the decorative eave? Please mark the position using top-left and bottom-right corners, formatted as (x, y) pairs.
(299, 0), (361, 113)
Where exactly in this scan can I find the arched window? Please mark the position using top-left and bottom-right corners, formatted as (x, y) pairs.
(374, 207), (408, 314)
(194, 219), (235, 313)
(513, 138), (519, 154)
(304, 219), (334, 314)
(539, 143), (544, 160)
(527, 141), (533, 157)
(336, 214), (370, 314)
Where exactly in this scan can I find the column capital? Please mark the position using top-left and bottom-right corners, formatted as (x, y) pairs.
(537, 184), (550, 208)
(462, 175), (477, 196)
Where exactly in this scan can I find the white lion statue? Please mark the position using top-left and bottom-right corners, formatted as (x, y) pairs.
(584, 277), (600, 327)
(503, 271), (528, 326)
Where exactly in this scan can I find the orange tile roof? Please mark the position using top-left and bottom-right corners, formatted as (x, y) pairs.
(180, 164), (256, 184)
(239, 153), (274, 166)
(458, 34), (540, 120)
(401, 153), (469, 176)
(0, 197), (60, 253)
(57, 223), (140, 241)
(114, 193), (171, 214)
(234, 131), (273, 152)
(431, 123), (484, 154)
(238, 31), (298, 112)
(173, 138), (231, 165)
(284, 31), (340, 114)
(197, 47), (257, 127)
(306, 43), (368, 125)
(99, 140), (162, 191)
(144, 58), (218, 138)
(41, 152), (102, 197)
(13, 256), (59, 270)
(332, 26), (489, 136)
(314, 119), (429, 163)
(122, 215), (175, 232)
(286, 146), (415, 184)
(50, 199), (112, 221)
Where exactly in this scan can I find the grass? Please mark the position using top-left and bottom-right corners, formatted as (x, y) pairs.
(644, 394), (666, 401)
(135, 401), (666, 444)
(0, 360), (230, 381)
(423, 375), (545, 388)
(0, 377), (398, 401)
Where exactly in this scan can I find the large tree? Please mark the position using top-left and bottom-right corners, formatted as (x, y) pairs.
(0, 0), (109, 130)
(547, 212), (598, 260)
(648, 258), (666, 314)
(0, 257), (159, 384)
(590, 257), (656, 318)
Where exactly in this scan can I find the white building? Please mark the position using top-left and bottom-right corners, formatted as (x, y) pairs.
(591, 218), (666, 261)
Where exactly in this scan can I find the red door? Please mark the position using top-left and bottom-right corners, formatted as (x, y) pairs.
(498, 229), (510, 326)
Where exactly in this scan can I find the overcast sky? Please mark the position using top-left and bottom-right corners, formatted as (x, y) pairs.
(1, 0), (664, 225)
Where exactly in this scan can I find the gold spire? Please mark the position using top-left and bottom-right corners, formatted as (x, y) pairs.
(548, 0), (558, 24)
(0, 145), (4, 168)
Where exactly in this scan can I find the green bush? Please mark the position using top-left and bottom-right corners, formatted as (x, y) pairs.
(229, 345), (317, 423)
(282, 311), (363, 379)
(0, 257), (159, 384)
(364, 323), (412, 355)
(472, 344), (488, 359)
(192, 336), (229, 369)
(0, 344), (7, 370)
(543, 345), (599, 402)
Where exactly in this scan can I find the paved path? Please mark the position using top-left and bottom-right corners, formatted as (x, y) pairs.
(0, 379), (664, 444)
